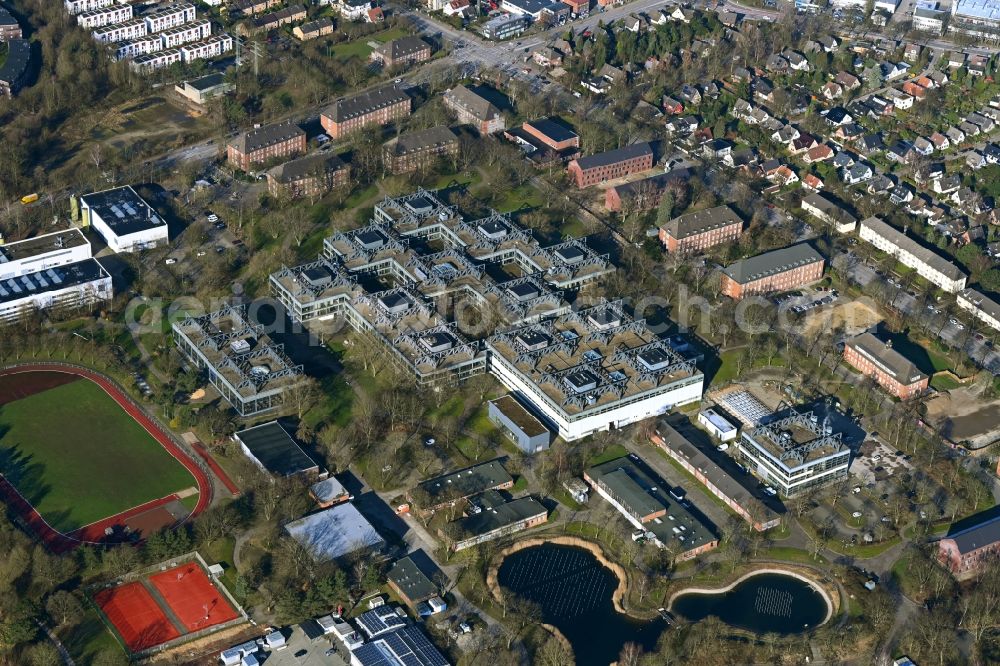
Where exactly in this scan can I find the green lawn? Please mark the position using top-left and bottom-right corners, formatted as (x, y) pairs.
(587, 443), (629, 466)
(60, 605), (121, 663)
(930, 372), (963, 392)
(0, 377), (197, 532)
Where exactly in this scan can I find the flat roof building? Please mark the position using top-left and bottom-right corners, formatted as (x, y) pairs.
(175, 72), (232, 105)
(234, 421), (319, 477)
(844, 332), (929, 399)
(414, 459), (513, 511)
(585, 456), (718, 560)
(651, 419), (782, 531)
(351, 623), (449, 666)
(79, 185), (169, 253)
(0, 258), (112, 325)
(449, 495), (548, 551)
(488, 394), (550, 454)
(736, 407), (850, 496)
(0, 228), (91, 280)
(487, 301), (703, 441)
(285, 503), (385, 560)
(567, 143), (654, 188)
(172, 304), (307, 416)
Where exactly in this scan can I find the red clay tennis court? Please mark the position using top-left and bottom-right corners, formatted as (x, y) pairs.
(94, 582), (181, 652)
(149, 564), (239, 632)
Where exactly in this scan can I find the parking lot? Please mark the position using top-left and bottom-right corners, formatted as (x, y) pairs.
(253, 624), (347, 666)
(849, 439), (914, 487)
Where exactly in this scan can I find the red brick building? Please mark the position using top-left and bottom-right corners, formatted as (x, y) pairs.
(938, 509), (1000, 578)
(567, 142), (653, 188)
(382, 126), (459, 174)
(720, 243), (825, 299)
(605, 170), (688, 212)
(266, 152), (350, 198)
(659, 204), (743, 253)
(370, 36), (431, 67)
(227, 122), (306, 172)
(521, 117), (579, 151)
(320, 85), (411, 139)
(843, 332), (929, 399)
(442, 85), (505, 135)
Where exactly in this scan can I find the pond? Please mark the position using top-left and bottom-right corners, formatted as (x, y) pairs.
(670, 571), (830, 634)
(496, 543), (664, 666)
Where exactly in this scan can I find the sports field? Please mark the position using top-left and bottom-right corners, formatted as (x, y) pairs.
(94, 559), (242, 654)
(0, 373), (197, 533)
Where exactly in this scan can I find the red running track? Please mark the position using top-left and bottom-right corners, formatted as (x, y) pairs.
(0, 364), (211, 553)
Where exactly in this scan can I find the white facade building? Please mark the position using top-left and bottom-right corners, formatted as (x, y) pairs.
(76, 4), (132, 28)
(79, 185), (169, 253)
(957, 288), (1000, 331)
(132, 48), (182, 71)
(93, 17), (147, 43)
(951, 0), (1000, 36)
(698, 408), (738, 441)
(180, 33), (233, 62)
(144, 2), (197, 32)
(487, 305), (704, 442)
(913, 1), (947, 32)
(0, 229), (112, 324)
(859, 217), (967, 293)
(64, 0), (114, 15)
(158, 19), (211, 48)
(115, 36), (161, 60)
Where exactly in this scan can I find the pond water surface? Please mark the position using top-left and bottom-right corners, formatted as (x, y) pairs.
(670, 571), (829, 634)
(496, 543), (664, 666)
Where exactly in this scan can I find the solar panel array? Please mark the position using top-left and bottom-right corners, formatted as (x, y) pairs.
(352, 625), (449, 666)
(356, 606), (408, 638)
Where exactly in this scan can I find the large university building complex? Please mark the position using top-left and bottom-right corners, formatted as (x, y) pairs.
(270, 188), (701, 441)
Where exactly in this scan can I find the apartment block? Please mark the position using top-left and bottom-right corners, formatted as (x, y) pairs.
(957, 288), (1000, 331)
(131, 48), (183, 71)
(320, 85), (411, 139)
(65, 0), (115, 15)
(227, 121), (306, 171)
(94, 17), (147, 43)
(144, 2), (197, 32)
(720, 243), (825, 299)
(659, 205), (743, 253)
(859, 216), (967, 293)
(179, 33), (233, 62)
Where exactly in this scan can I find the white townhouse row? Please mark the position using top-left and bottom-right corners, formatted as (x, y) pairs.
(144, 2), (196, 32)
(159, 18), (211, 49)
(957, 288), (1000, 332)
(131, 33), (232, 70)
(77, 3), (132, 28)
(858, 216), (968, 293)
(65, 0), (114, 16)
(94, 16), (147, 43)
(115, 36), (163, 60)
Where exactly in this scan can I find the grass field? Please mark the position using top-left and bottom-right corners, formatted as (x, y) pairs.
(0, 378), (196, 532)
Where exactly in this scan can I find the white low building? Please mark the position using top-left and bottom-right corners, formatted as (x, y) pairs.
(93, 17), (147, 43)
(143, 2), (197, 32)
(957, 288), (1000, 331)
(79, 185), (169, 253)
(158, 18), (211, 49)
(951, 0), (1000, 37)
(179, 33), (233, 63)
(698, 408), (738, 441)
(0, 229), (112, 324)
(858, 216), (967, 293)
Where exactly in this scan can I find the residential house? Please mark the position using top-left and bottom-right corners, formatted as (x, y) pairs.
(858, 216), (967, 292)
(266, 152), (350, 198)
(930, 132), (950, 151)
(804, 144), (834, 164)
(382, 126), (459, 174)
(293, 17), (334, 40)
(835, 71), (861, 90)
(227, 122), (306, 171)
(802, 173), (824, 191)
(370, 36), (431, 67)
(842, 162), (873, 184)
(822, 82), (843, 100)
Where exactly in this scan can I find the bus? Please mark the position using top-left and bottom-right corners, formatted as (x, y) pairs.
(20, 193), (39, 205)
